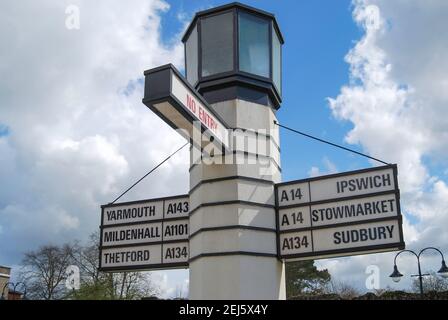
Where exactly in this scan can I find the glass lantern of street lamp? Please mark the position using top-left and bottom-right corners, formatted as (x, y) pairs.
(389, 265), (403, 283)
(438, 260), (448, 278)
(182, 2), (284, 109)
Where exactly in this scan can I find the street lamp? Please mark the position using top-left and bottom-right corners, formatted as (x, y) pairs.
(13, 282), (27, 300)
(390, 265), (403, 283)
(389, 247), (448, 296)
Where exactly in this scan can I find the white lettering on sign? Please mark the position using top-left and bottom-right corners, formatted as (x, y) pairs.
(101, 216), (189, 247)
(278, 193), (399, 231)
(171, 72), (229, 148)
(102, 222), (162, 246)
(277, 167), (395, 207)
(278, 207), (311, 231)
(280, 220), (401, 257)
(164, 197), (189, 218)
(311, 193), (398, 227)
(277, 182), (310, 207)
(100, 195), (190, 270)
(163, 220), (189, 241)
(276, 165), (404, 260)
(279, 231), (313, 256)
(101, 242), (189, 268)
(102, 196), (189, 226)
(163, 242), (189, 264)
(313, 220), (401, 252)
(101, 245), (162, 268)
(310, 168), (395, 202)
(103, 201), (163, 226)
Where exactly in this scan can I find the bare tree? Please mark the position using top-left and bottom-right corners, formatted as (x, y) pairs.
(70, 233), (101, 284)
(412, 272), (448, 293)
(18, 231), (159, 300)
(20, 244), (75, 300)
(69, 231), (160, 300)
(112, 272), (159, 299)
(325, 280), (361, 299)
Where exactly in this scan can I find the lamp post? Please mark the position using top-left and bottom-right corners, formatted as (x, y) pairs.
(12, 282), (27, 300)
(0, 281), (27, 300)
(389, 247), (448, 297)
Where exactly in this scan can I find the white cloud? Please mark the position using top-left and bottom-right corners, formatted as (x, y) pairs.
(308, 157), (338, 177)
(151, 272), (172, 298)
(151, 270), (189, 299)
(0, 0), (189, 267)
(308, 167), (320, 178)
(324, 0), (448, 291)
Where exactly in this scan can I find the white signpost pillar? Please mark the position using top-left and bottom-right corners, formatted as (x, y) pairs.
(188, 101), (284, 300)
(182, 4), (286, 300)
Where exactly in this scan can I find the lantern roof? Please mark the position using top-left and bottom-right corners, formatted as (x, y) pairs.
(182, 2), (284, 44)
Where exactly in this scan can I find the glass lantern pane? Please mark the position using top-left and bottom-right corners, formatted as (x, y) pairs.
(272, 27), (281, 94)
(186, 24), (198, 86)
(238, 12), (270, 78)
(201, 12), (234, 77)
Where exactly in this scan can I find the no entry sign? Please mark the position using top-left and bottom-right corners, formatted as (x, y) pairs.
(142, 64), (230, 150)
(275, 164), (405, 260)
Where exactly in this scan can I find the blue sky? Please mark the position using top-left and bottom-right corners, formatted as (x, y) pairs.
(0, 124), (9, 137)
(1, 0), (448, 297)
(160, 0), (375, 180)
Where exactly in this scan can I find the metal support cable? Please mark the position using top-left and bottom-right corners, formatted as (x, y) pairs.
(110, 141), (190, 204)
(274, 120), (390, 166)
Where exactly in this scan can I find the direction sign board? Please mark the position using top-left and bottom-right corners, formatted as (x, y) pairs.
(143, 64), (230, 149)
(275, 165), (405, 261)
(99, 195), (190, 271)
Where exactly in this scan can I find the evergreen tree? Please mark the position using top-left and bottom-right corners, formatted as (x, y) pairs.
(286, 260), (331, 298)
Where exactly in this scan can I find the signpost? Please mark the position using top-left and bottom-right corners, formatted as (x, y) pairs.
(276, 165), (405, 260)
(97, 3), (407, 300)
(99, 195), (190, 271)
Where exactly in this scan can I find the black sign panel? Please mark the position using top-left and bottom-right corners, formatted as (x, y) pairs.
(275, 165), (405, 261)
(99, 195), (190, 272)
